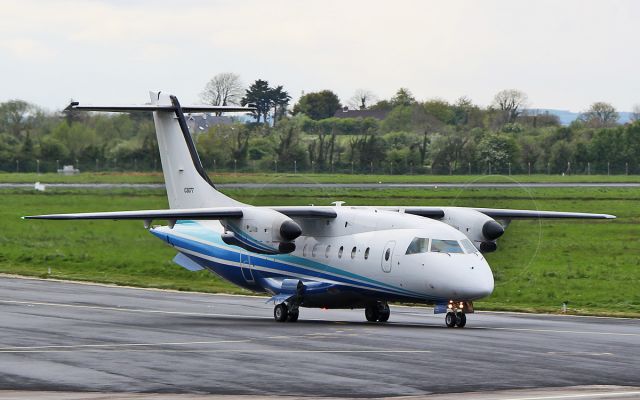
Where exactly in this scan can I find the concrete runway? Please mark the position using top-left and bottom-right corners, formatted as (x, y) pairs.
(0, 276), (638, 398)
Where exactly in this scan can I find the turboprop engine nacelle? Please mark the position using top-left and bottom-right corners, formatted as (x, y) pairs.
(221, 208), (302, 254)
(439, 207), (504, 253)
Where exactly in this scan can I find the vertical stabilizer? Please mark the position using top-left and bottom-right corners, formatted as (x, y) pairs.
(150, 92), (243, 209)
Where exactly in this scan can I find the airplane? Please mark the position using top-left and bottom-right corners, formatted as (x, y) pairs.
(24, 92), (616, 328)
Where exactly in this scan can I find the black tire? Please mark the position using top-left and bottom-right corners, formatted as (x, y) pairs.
(287, 309), (299, 322)
(274, 303), (288, 322)
(365, 305), (379, 322)
(455, 312), (466, 328)
(445, 312), (456, 328)
(378, 303), (390, 322)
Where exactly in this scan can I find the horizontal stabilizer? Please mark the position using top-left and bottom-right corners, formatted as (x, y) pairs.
(65, 103), (255, 113)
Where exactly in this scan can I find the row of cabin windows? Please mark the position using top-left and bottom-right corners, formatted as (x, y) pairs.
(303, 243), (371, 260)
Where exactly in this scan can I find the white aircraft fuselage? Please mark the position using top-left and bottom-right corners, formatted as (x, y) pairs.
(153, 207), (494, 308)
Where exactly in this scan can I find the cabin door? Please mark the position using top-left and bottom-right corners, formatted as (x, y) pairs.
(381, 241), (396, 273)
(240, 253), (255, 283)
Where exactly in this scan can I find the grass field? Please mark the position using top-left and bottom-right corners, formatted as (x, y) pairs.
(4, 171), (640, 184)
(1, 186), (638, 317)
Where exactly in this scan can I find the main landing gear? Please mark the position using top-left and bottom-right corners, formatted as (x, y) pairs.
(273, 302), (299, 322)
(365, 302), (390, 322)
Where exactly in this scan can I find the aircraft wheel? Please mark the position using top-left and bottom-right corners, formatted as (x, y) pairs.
(274, 303), (289, 322)
(455, 312), (466, 328)
(365, 305), (379, 322)
(287, 309), (299, 322)
(445, 312), (457, 328)
(378, 303), (390, 322)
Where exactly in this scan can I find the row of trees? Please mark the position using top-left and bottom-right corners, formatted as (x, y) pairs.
(1, 74), (639, 175)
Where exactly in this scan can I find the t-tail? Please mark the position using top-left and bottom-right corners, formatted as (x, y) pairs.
(66, 92), (255, 209)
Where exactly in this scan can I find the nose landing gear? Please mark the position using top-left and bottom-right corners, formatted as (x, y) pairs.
(445, 311), (466, 328)
(443, 300), (472, 328)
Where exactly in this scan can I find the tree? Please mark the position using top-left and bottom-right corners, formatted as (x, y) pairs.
(476, 132), (518, 173)
(580, 102), (619, 128)
(201, 73), (243, 115)
(390, 88), (416, 107)
(241, 80), (290, 125)
(348, 89), (377, 110)
(241, 79), (272, 123)
(423, 99), (455, 125)
(0, 100), (36, 137)
(270, 85), (291, 126)
(292, 90), (341, 120)
(492, 89), (528, 124)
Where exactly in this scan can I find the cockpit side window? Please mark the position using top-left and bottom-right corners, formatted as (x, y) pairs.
(460, 239), (477, 254)
(406, 237), (429, 255)
(430, 239), (464, 254)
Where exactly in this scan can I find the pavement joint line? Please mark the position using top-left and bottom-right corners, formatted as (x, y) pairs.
(546, 352), (614, 356)
(0, 299), (273, 320)
(0, 339), (251, 351)
(0, 348), (432, 354)
(498, 391), (640, 400)
(473, 326), (640, 337)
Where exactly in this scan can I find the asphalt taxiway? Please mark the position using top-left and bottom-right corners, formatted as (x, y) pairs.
(0, 276), (638, 398)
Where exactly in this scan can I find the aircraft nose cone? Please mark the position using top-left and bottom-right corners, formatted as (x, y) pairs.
(475, 269), (495, 298)
(280, 220), (302, 241)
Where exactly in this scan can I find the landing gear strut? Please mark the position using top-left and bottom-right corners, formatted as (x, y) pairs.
(274, 302), (300, 322)
(365, 302), (390, 322)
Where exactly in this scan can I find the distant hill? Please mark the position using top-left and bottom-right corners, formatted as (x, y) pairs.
(528, 109), (634, 126)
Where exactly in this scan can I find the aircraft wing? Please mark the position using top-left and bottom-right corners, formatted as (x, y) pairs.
(22, 206), (337, 221)
(379, 206), (615, 220)
(22, 207), (244, 220)
(269, 206), (337, 218)
(471, 208), (615, 219)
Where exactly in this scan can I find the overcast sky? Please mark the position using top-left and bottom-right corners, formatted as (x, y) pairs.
(1, 0), (638, 112)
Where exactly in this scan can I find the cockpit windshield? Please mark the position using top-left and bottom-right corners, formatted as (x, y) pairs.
(405, 237), (429, 254)
(460, 239), (478, 254)
(430, 239), (465, 254)
(405, 237), (478, 255)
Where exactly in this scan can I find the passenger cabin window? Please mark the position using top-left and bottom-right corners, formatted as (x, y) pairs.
(325, 245), (331, 258)
(430, 239), (464, 254)
(460, 239), (477, 254)
(338, 246), (344, 258)
(303, 244), (308, 257)
(312, 244), (319, 257)
(364, 247), (370, 259)
(351, 246), (357, 259)
(406, 237), (429, 255)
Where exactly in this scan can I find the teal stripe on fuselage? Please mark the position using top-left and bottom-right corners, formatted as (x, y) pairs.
(164, 220), (428, 300)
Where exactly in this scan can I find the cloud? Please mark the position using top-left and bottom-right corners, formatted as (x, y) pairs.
(1, 0), (639, 110)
